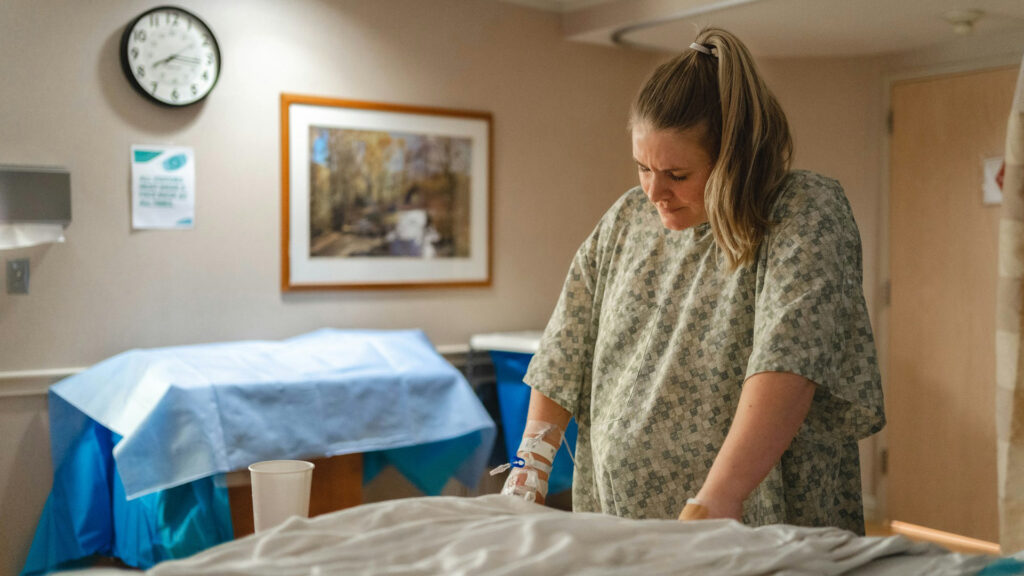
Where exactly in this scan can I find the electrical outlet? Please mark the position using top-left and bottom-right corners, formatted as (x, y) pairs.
(7, 258), (29, 294)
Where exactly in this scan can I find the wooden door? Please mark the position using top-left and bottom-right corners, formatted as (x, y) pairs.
(888, 65), (1017, 542)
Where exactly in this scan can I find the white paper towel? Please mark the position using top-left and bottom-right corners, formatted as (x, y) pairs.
(0, 223), (66, 249)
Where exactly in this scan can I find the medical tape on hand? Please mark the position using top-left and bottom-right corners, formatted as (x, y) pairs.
(501, 466), (548, 501)
(520, 435), (558, 463)
(522, 471), (548, 496)
(524, 420), (563, 442)
(520, 469), (549, 498)
(497, 419), (567, 503)
(520, 419), (563, 462)
(519, 452), (552, 475)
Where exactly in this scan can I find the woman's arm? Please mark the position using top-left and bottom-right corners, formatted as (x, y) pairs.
(503, 389), (572, 504)
(527, 388), (572, 430)
(681, 371), (815, 521)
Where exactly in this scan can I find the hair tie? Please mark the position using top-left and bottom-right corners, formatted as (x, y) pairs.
(689, 42), (716, 58)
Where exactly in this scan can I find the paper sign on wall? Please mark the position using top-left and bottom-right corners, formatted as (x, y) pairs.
(983, 156), (1004, 206)
(131, 145), (195, 229)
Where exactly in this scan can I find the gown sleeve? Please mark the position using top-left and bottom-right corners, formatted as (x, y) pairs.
(522, 224), (602, 418)
(745, 174), (885, 439)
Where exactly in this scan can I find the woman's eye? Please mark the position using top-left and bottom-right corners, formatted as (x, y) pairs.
(637, 165), (650, 173)
(669, 174), (688, 181)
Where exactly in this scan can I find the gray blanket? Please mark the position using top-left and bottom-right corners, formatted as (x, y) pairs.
(144, 495), (999, 575)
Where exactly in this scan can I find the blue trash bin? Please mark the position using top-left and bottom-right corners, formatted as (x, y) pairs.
(471, 332), (577, 495)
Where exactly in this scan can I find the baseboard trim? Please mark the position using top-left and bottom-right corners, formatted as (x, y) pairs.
(889, 520), (1001, 555)
(0, 343), (473, 399)
(0, 367), (83, 398)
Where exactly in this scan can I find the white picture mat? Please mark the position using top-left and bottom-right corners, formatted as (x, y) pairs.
(287, 103), (489, 286)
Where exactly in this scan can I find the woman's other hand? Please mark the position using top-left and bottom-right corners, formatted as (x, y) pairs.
(678, 496), (741, 522)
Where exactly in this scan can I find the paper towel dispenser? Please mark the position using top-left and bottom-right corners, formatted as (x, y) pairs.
(0, 166), (71, 225)
(0, 166), (71, 250)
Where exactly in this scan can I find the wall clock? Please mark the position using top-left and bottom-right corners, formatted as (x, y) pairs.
(119, 6), (221, 107)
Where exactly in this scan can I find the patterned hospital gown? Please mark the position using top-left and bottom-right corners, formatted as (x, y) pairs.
(523, 170), (885, 534)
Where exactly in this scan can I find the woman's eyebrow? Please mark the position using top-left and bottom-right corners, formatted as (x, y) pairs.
(635, 159), (689, 172)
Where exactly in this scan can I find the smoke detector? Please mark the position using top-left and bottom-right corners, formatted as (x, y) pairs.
(943, 9), (984, 35)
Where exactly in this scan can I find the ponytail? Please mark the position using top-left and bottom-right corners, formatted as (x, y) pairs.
(630, 27), (792, 269)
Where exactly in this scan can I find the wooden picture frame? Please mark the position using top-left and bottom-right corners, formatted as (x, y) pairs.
(281, 94), (492, 290)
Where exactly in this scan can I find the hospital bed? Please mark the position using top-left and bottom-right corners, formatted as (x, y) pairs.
(55, 494), (1023, 575)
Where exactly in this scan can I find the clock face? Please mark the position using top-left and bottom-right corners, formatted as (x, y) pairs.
(120, 6), (221, 107)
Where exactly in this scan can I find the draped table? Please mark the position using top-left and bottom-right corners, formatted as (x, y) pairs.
(22, 329), (495, 574)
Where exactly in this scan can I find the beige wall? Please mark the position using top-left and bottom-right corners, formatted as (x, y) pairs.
(761, 57), (886, 315)
(0, 0), (658, 370)
(0, 1), (921, 572)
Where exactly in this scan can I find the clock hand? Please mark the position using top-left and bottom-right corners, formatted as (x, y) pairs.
(169, 55), (201, 65)
(152, 45), (197, 68)
(152, 54), (174, 68)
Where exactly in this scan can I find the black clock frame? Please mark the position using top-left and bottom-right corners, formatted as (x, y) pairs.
(119, 5), (222, 108)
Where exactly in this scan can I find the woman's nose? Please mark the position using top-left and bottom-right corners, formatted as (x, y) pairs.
(646, 175), (671, 202)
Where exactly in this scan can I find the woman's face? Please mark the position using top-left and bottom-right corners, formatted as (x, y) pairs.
(631, 123), (714, 231)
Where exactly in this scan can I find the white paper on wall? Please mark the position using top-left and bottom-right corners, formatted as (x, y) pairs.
(984, 156), (1005, 205)
(131, 145), (195, 230)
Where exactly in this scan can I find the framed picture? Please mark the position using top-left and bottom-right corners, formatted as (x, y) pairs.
(281, 94), (492, 290)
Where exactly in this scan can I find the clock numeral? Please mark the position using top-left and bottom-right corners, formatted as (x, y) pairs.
(130, 47), (139, 60)
(202, 71), (209, 81)
(148, 14), (158, 27)
(206, 53), (214, 65)
(151, 82), (158, 94)
(136, 65), (145, 78)
(133, 29), (147, 42)
(191, 84), (198, 96)
(171, 89), (179, 101)
(170, 13), (180, 26)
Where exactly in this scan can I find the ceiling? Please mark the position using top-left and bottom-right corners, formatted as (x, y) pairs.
(499, 0), (1024, 58)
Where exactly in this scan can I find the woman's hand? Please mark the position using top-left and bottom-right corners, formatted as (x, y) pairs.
(678, 494), (742, 522)
(678, 500), (708, 521)
(682, 372), (815, 523)
(502, 463), (550, 505)
(498, 390), (572, 505)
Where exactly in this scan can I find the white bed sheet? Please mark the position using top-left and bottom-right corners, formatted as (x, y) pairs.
(139, 495), (1001, 575)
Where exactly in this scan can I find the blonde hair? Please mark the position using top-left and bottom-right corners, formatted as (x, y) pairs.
(629, 27), (792, 269)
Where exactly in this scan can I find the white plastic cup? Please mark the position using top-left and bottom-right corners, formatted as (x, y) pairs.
(249, 460), (315, 532)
